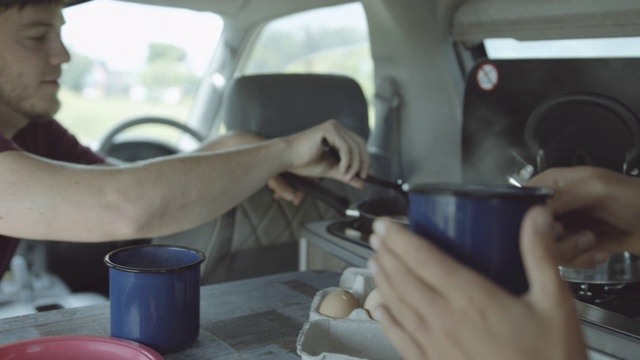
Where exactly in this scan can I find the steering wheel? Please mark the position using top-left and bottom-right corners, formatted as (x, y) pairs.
(98, 117), (206, 162)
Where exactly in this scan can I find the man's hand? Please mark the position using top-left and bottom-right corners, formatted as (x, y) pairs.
(266, 175), (304, 205)
(527, 166), (640, 267)
(198, 120), (369, 205)
(368, 208), (587, 360)
(285, 119), (369, 188)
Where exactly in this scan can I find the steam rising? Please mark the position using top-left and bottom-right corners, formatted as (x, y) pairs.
(463, 107), (533, 184)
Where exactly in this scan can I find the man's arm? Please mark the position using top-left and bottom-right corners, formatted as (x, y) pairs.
(0, 120), (368, 242)
(196, 130), (307, 205)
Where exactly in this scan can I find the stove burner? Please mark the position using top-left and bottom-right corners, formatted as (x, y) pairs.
(570, 281), (640, 319)
(326, 219), (372, 248)
(571, 282), (626, 304)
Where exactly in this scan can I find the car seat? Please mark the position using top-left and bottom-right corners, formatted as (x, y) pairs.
(153, 74), (371, 284)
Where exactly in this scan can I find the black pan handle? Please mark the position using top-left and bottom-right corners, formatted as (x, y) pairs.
(363, 175), (406, 196)
(321, 138), (407, 197)
(279, 172), (351, 215)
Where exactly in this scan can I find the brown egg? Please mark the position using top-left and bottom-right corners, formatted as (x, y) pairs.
(318, 289), (360, 318)
(363, 288), (383, 319)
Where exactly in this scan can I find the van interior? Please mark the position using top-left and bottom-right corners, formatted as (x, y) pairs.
(1, 0), (640, 358)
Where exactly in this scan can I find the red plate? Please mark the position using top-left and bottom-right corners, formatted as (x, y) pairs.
(0, 335), (164, 360)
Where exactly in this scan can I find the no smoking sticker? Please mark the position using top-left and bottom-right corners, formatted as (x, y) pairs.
(476, 62), (499, 91)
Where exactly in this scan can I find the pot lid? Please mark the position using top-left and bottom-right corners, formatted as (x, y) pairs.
(524, 91), (640, 175)
(560, 252), (640, 284)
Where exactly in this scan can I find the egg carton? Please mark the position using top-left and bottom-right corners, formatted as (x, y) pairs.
(308, 267), (375, 322)
(297, 267), (402, 360)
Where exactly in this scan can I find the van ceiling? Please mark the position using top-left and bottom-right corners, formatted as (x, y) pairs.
(119, 0), (640, 45)
(119, 0), (246, 13)
(118, 0), (353, 20)
(454, 0), (640, 46)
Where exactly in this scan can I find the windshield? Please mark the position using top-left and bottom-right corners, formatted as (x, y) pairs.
(60, 0), (223, 148)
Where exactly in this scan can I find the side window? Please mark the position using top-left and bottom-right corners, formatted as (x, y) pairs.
(239, 3), (375, 127)
(60, 0), (223, 149)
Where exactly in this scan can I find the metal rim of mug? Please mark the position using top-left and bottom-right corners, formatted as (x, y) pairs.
(407, 182), (553, 199)
(104, 244), (206, 273)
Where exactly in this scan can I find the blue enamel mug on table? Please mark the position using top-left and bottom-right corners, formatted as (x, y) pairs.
(407, 183), (552, 294)
(104, 244), (205, 354)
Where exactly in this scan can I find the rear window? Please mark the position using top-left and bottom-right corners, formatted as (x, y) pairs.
(484, 36), (640, 59)
(240, 3), (374, 127)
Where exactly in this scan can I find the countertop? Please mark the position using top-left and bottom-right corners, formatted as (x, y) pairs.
(0, 270), (340, 359)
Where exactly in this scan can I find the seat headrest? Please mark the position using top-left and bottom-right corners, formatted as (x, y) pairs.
(223, 74), (370, 140)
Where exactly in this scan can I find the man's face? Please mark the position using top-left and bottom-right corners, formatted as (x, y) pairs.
(0, 3), (70, 120)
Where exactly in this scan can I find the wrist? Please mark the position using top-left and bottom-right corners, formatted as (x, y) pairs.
(268, 136), (296, 173)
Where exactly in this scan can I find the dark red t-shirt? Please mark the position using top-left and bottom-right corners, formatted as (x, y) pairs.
(0, 119), (105, 278)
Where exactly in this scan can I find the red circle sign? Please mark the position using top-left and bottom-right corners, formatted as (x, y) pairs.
(476, 62), (499, 91)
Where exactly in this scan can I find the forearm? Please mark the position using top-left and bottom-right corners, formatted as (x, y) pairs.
(196, 131), (266, 153)
(116, 138), (291, 238)
(0, 138), (291, 242)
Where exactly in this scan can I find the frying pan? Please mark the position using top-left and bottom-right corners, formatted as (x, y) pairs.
(279, 173), (408, 231)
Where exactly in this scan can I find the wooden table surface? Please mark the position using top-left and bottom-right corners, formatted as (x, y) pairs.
(0, 270), (340, 359)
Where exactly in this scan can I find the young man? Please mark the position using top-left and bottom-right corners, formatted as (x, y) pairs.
(0, 0), (370, 277)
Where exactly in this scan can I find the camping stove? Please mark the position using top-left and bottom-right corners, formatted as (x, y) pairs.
(323, 219), (640, 359)
(571, 281), (640, 359)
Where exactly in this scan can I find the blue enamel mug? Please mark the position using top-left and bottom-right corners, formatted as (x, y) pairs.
(104, 244), (205, 354)
(408, 183), (552, 294)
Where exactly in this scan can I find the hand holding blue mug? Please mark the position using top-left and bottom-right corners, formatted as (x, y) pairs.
(407, 183), (552, 294)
